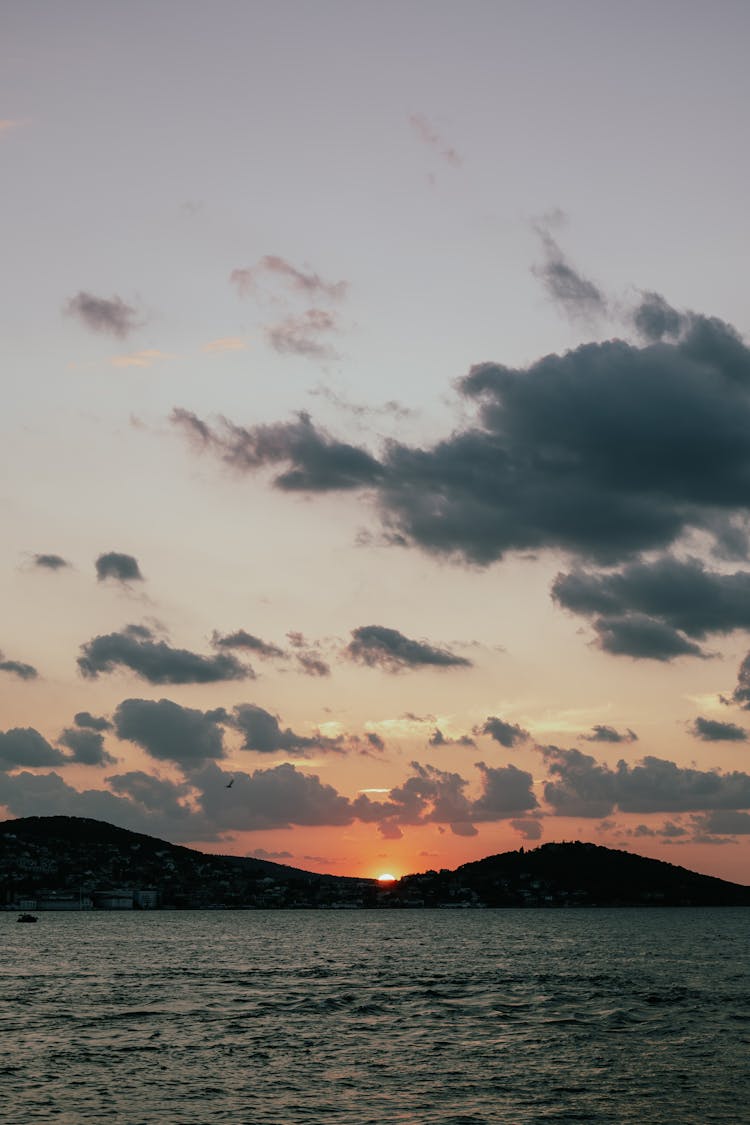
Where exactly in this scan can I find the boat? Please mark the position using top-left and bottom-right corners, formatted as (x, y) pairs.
(17, 913), (38, 923)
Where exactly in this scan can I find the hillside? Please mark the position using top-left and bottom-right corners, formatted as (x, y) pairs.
(2, 817), (749, 909)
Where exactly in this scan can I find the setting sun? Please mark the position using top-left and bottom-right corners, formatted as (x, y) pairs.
(377, 873), (397, 883)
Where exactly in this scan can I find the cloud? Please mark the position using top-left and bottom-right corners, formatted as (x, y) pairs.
(211, 630), (285, 659)
(175, 308), (750, 570)
(471, 762), (539, 820)
(409, 113), (461, 167)
(0, 728), (66, 769)
(230, 703), (315, 755)
(345, 625), (472, 673)
(581, 725), (638, 744)
(106, 770), (192, 813)
(476, 716), (529, 748)
(65, 292), (140, 338)
(296, 652), (331, 677)
(533, 230), (607, 318)
(690, 716), (748, 742)
(32, 553), (70, 571)
(95, 552), (144, 584)
(78, 625), (252, 684)
(542, 745), (750, 817)
(110, 349), (174, 369)
(265, 309), (339, 359)
(552, 556), (750, 655)
(74, 711), (112, 732)
(726, 651), (750, 710)
(510, 818), (544, 841)
(249, 847), (294, 860)
(230, 256), (348, 301)
(171, 408), (383, 492)
(203, 337), (248, 353)
(429, 728), (476, 748)
(114, 698), (227, 765)
(632, 292), (685, 342)
(591, 614), (707, 661)
(57, 727), (116, 766)
(0, 654), (38, 681)
(693, 810), (750, 835)
(197, 761), (353, 830)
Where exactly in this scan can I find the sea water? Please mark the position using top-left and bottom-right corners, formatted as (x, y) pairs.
(2, 908), (748, 1123)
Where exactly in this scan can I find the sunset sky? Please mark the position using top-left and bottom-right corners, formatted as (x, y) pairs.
(3, 1), (750, 881)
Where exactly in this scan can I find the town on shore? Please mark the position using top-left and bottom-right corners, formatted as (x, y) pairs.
(3, 815), (749, 911)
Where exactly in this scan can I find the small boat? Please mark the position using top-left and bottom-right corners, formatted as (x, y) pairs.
(17, 913), (38, 923)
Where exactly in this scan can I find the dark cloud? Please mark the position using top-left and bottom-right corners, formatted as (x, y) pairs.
(265, 309), (339, 359)
(95, 552), (144, 584)
(249, 847), (294, 860)
(476, 716), (529, 748)
(230, 703), (316, 755)
(171, 409), (383, 492)
(295, 652), (331, 677)
(107, 770), (192, 814)
(581, 725), (638, 744)
(175, 309), (750, 570)
(57, 727), (117, 766)
(114, 698), (227, 765)
(0, 728), (66, 769)
(230, 256), (347, 301)
(345, 625), (472, 673)
(693, 810), (750, 835)
(542, 745), (750, 817)
(592, 614), (707, 661)
(32, 553), (70, 570)
(429, 728), (476, 748)
(409, 113), (461, 167)
(533, 231), (607, 317)
(211, 630), (285, 659)
(690, 716), (748, 742)
(74, 711), (112, 732)
(365, 732), (385, 752)
(510, 817), (544, 841)
(630, 820), (689, 839)
(726, 651), (750, 710)
(65, 291), (140, 338)
(471, 762), (539, 820)
(198, 762), (353, 830)
(78, 624), (252, 684)
(553, 556), (750, 654)
(632, 292), (684, 342)
(0, 654), (38, 680)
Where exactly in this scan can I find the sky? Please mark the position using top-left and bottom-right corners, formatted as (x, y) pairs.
(3, 0), (750, 881)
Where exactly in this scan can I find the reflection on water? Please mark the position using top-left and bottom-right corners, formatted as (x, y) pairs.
(2, 908), (748, 1123)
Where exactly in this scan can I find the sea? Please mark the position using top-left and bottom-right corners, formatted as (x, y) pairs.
(2, 908), (748, 1124)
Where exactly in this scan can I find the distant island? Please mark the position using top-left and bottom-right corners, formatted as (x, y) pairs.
(2, 816), (749, 910)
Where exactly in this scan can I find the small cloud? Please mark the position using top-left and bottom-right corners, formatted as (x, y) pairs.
(230, 256), (347, 301)
(409, 113), (461, 167)
(79, 624), (252, 685)
(211, 630), (285, 659)
(532, 227), (606, 318)
(95, 552), (144, 584)
(110, 349), (174, 368)
(74, 711), (113, 732)
(32, 553), (70, 571)
(475, 717), (529, 748)
(690, 716), (748, 742)
(65, 292), (141, 339)
(58, 727), (116, 767)
(581, 725), (638, 744)
(296, 652), (331, 678)
(345, 625), (472, 673)
(265, 309), (339, 359)
(0, 654), (38, 681)
(248, 847), (294, 860)
(202, 337), (248, 353)
(429, 728), (476, 748)
(510, 817), (544, 841)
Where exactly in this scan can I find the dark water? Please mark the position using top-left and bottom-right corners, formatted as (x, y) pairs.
(2, 908), (748, 1123)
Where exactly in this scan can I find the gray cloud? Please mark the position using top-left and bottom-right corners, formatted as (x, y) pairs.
(345, 625), (472, 673)
(230, 703), (316, 755)
(78, 624), (252, 684)
(592, 614), (707, 661)
(171, 408), (382, 492)
(693, 810), (750, 835)
(581, 725), (638, 744)
(230, 256), (347, 301)
(533, 231), (607, 318)
(0, 654), (38, 680)
(429, 728), (476, 748)
(632, 292), (685, 342)
(57, 727), (117, 766)
(726, 651), (750, 710)
(114, 698), (227, 765)
(174, 309), (750, 570)
(690, 716), (748, 742)
(409, 113), (461, 167)
(107, 770), (192, 814)
(265, 309), (339, 359)
(95, 552), (144, 584)
(476, 716), (529, 748)
(510, 817), (544, 841)
(0, 728), (66, 769)
(32, 553), (70, 570)
(249, 847), (294, 860)
(65, 291), (140, 338)
(197, 761), (353, 830)
(295, 652), (331, 677)
(211, 630), (285, 659)
(471, 762), (539, 820)
(74, 711), (112, 732)
(542, 745), (750, 817)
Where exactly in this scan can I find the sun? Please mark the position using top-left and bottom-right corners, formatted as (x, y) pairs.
(377, 873), (397, 883)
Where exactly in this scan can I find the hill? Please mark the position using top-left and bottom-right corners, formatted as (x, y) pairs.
(2, 817), (749, 908)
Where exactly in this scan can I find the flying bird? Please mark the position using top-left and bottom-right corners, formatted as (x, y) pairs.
(226, 778), (234, 788)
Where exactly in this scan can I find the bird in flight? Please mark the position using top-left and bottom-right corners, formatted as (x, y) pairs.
(226, 778), (235, 788)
